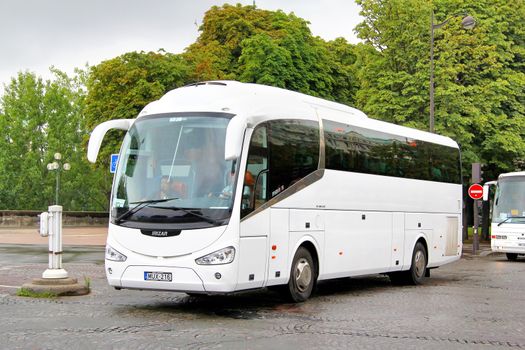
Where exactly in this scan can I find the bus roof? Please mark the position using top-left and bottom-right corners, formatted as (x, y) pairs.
(138, 80), (459, 149)
(499, 171), (525, 179)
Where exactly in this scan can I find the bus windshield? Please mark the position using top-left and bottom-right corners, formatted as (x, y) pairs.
(111, 112), (237, 229)
(492, 176), (525, 224)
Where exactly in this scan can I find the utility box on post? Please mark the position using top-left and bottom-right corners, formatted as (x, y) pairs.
(39, 212), (50, 237)
(42, 205), (68, 279)
(21, 205), (90, 296)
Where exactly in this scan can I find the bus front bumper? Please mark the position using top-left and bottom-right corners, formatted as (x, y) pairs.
(117, 265), (206, 292)
(106, 261), (239, 294)
(491, 242), (525, 254)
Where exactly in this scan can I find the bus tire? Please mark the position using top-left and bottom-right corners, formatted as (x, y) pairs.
(287, 246), (316, 302)
(390, 242), (427, 285)
(407, 242), (427, 285)
(506, 253), (518, 261)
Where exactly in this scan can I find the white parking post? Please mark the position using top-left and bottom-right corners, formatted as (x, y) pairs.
(42, 205), (69, 279)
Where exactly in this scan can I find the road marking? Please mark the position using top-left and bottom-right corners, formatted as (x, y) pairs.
(0, 265), (25, 271)
(0, 284), (19, 289)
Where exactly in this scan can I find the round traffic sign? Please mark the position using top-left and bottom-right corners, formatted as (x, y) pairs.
(468, 184), (484, 200)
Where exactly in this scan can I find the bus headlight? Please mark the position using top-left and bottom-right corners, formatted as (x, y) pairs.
(106, 245), (127, 262)
(195, 246), (235, 265)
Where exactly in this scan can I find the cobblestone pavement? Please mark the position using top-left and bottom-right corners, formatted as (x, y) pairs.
(1, 245), (524, 349)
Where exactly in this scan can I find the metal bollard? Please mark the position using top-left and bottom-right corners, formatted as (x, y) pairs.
(40, 205), (69, 279)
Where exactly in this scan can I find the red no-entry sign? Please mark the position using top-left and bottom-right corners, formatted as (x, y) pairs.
(468, 184), (484, 200)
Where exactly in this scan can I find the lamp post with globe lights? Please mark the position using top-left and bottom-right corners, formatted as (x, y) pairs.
(47, 153), (71, 205)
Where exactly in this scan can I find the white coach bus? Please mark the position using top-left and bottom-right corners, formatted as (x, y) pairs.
(88, 81), (463, 302)
(484, 172), (525, 261)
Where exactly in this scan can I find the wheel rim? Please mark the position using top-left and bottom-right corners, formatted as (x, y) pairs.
(414, 250), (426, 278)
(295, 258), (312, 292)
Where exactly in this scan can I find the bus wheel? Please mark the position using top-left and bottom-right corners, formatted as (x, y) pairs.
(408, 242), (427, 285)
(506, 253), (518, 261)
(390, 242), (427, 285)
(287, 247), (316, 302)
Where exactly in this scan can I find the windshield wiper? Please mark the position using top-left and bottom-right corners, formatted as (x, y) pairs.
(115, 197), (179, 224)
(498, 216), (525, 226)
(149, 205), (224, 226)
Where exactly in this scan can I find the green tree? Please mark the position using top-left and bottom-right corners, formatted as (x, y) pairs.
(84, 50), (189, 192)
(185, 4), (358, 102)
(45, 68), (108, 210)
(0, 72), (48, 209)
(354, 0), (525, 178)
(324, 38), (359, 106)
(185, 4), (271, 81)
(0, 70), (106, 210)
(238, 33), (295, 88)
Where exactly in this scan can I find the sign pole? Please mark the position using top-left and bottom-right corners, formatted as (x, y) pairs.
(471, 163), (482, 254)
(468, 184), (483, 254)
(472, 200), (480, 254)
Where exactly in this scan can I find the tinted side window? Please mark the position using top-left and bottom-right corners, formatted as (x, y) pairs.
(241, 125), (269, 218)
(324, 120), (461, 184)
(268, 120), (320, 198)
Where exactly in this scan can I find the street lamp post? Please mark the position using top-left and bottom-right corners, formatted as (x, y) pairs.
(429, 12), (475, 133)
(47, 152), (71, 205)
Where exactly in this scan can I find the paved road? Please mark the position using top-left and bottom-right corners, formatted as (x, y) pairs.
(1, 245), (524, 349)
(0, 226), (107, 246)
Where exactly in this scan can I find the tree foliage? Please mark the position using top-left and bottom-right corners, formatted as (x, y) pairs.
(84, 51), (189, 176)
(185, 4), (358, 102)
(1, 2), (523, 210)
(354, 0), (525, 179)
(0, 70), (106, 210)
(78, 5), (359, 210)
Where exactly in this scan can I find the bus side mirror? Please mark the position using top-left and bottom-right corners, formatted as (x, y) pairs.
(483, 185), (489, 201)
(87, 119), (133, 163)
(482, 181), (496, 201)
(224, 116), (247, 161)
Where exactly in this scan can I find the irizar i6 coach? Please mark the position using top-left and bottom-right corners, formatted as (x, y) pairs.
(88, 81), (463, 302)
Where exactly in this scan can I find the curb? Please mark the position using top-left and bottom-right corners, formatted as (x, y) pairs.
(20, 277), (90, 296)
(461, 250), (501, 258)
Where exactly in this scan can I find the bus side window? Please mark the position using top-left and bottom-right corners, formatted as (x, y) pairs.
(267, 119), (319, 197)
(241, 125), (268, 217)
(253, 170), (268, 209)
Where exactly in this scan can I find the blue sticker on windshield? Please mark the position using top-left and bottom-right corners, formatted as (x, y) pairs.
(110, 154), (118, 173)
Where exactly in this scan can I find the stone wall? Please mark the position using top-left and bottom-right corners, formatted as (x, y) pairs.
(0, 211), (109, 228)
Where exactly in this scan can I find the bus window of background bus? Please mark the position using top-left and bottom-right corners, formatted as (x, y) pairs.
(492, 176), (525, 223)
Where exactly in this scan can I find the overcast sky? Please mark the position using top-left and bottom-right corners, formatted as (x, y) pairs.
(0, 0), (362, 93)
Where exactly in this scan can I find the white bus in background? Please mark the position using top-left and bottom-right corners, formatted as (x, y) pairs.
(88, 81), (463, 302)
(484, 172), (525, 260)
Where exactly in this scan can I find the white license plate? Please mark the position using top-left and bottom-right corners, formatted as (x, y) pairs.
(519, 243), (525, 247)
(144, 271), (172, 282)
